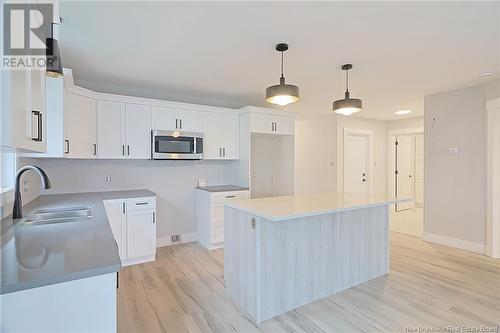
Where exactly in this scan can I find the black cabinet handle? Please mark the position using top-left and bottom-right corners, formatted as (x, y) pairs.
(176, 119), (178, 129)
(31, 111), (42, 141)
(127, 145), (130, 156)
(64, 140), (70, 154)
(152, 212), (156, 224)
(93, 144), (97, 156)
(122, 202), (125, 214)
(225, 195), (235, 198)
(122, 145), (125, 156)
(135, 202), (148, 205)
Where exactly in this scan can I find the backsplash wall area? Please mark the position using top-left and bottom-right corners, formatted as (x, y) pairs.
(20, 158), (239, 244)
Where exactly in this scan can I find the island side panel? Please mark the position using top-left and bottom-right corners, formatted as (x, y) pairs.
(333, 205), (389, 293)
(258, 214), (335, 323)
(224, 207), (260, 321)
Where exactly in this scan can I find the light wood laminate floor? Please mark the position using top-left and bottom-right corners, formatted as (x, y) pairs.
(117, 233), (500, 333)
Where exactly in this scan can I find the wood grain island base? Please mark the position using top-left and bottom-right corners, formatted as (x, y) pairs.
(224, 192), (404, 324)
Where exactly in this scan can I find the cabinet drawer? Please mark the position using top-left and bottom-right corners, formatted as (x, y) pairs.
(211, 190), (249, 203)
(212, 224), (224, 243)
(126, 197), (156, 211)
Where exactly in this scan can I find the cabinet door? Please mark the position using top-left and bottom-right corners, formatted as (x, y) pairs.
(202, 112), (222, 159)
(221, 113), (239, 159)
(151, 107), (178, 131)
(178, 109), (202, 132)
(274, 115), (295, 135)
(126, 210), (155, 259)
(250, 113), (274, 134)
(64, 92), (97, 158)
(125, 104), (151, 159)
(97, 101), (126, 159)
(103, 200), (127, 261)
(28, 68), (46, 152)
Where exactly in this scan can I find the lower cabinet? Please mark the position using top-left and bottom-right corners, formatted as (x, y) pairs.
(195, 189), (249, 250)
(104, 196), (156, 266)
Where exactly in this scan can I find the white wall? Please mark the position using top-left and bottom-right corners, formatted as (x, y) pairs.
(424, 84), (489, 252)
(387, 117), (424, 131)
(337, 116), (388, 195)
(294, 115), (337, 194)
(19, 158), (237, 240)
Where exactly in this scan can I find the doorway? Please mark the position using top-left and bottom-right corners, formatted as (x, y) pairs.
(343, 128), (373, 193)
(487, 98), (500, 258)
(388, 127), (424, 237)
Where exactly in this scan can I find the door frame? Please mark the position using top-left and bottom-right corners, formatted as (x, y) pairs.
(387, 127), (424, 211)
(342, 128), (374, 194)
(486, 98), (500, 258)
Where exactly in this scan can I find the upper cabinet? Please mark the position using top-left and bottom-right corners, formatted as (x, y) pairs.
(1, 69), (47, 153)
(249, 112), (294, 135)
(151, 107), (202, 133)
(203, 111), (239, 160)
(97, 101), (151, 159)
(64, 92), (97, 159)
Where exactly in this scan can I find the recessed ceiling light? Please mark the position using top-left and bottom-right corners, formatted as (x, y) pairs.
(395, 110), (412, 115)
(478, 72), (495, 79)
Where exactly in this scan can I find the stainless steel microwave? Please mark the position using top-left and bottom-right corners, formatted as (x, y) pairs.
(151, 130), (203, 160)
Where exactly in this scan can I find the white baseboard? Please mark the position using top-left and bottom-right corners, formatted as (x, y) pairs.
(423, 232), (484, 254)
(156, 232), (197, 248)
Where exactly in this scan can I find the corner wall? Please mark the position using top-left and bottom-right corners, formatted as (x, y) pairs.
(424, 84), (490, 253)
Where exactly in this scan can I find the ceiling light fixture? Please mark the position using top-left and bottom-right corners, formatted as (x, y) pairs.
(395, 110), (412, 115)
(46, 22), (63, 78)
(332, 64), (362, 116)
(265, 43), (300, 106)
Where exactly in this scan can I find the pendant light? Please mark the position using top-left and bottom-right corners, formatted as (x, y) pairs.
(46, 22), (63, 78)
(265, 43), (300, 106)
(332, 64), (362, 115)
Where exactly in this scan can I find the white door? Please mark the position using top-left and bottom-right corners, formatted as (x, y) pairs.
(343, 132), (370, 193)
(396, 135), (415, 211)
(64, 93), (97, 159)
(151, 106), (178, 131)
(202, 112), (222, 159)
(126, 210), (155, 259)
(221, 113), (239, 159)
(103, 200), (126, 261)
(178, 109), (202, 132)
(125, 104), (151, 159)
(97, 101), (126, 159)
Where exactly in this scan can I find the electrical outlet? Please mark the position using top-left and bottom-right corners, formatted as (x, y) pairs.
(23, 180), (29, 192)
(105, 176), (112, 182)
(216, 171), (222, 179)
(171, 234), (181, 244)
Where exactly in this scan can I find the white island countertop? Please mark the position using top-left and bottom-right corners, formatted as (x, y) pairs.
(225, 192), (408, 221)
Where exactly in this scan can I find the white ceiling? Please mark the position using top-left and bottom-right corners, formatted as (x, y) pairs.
(59, 1), (500, 120)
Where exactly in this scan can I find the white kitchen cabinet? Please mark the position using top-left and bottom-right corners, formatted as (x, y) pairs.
(97, 100), (126, 159)
(152, 106), (202, 132)
(250, 112), (294, 135)
(127, 210), (156, 259)
(195, 189), (249, 249)
(104, 196), (156, 266)
(103, 200), (127, 261)
(222, 113), (240, 159)
(1, 69), (47, 153)
(202, 112), (239, 160)
(97, 101), (151, 159)
(125, 104), (152, 159)
(64, 92), (97, 158)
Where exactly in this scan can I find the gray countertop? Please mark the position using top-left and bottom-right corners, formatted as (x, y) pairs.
(0, 189), (155, 295)
(195, 185), (249, 193)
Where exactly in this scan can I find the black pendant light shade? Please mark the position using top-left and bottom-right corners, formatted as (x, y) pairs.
(265, 43), (300, 106)
(46, 23), (63, 78)
(332, 64), (362, 115)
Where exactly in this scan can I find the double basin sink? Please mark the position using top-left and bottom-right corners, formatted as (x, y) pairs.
(23, 207), (92, 226)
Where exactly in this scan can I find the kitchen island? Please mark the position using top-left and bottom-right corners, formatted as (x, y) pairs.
(224, 192), (406, 324)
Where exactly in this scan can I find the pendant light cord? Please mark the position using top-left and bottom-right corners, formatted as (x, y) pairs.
(345, 68), (349, 93)
(280, 51), (284, 78)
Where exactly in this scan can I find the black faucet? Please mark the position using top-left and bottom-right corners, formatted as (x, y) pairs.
(12, 166), (51, 219)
